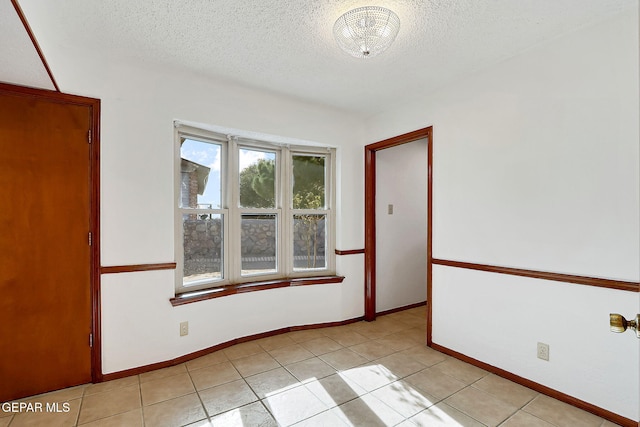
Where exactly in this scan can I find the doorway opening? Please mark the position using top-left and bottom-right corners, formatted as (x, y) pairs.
(364, 127), (433, 345)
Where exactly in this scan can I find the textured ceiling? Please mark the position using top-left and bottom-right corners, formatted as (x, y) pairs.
(6, 0), (637, 115)
(0, 1), (54, 90)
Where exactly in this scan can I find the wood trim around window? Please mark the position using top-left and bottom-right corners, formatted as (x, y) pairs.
(100, 263), (177, 274)
(364, 127), (433, 329)
(433, 259), (639, 292)
(170, 275), (345, 306)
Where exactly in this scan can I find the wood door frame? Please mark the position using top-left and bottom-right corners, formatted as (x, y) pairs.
(0, 82), (102, 383)
(364, 127), (433, 345)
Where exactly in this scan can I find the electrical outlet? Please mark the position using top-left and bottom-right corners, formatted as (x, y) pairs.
(180, 321), (189, 337)
(537, 342), (549, 361)
(388, 204), (394, 215)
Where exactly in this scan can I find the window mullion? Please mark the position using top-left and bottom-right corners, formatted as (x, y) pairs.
(228, 137), (241, 283)
(328, 148), (336, 273)
(175, 127), (183, 291)
(281, 147), (292, 276)
(277, 148), (283, 276)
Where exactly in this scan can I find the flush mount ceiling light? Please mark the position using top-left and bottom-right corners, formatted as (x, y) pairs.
(333, 6), (400, 59)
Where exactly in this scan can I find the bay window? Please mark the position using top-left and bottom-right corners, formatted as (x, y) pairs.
(175, 125), (335, 294)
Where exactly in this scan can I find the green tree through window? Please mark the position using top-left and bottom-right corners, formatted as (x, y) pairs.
(293, 155), (326, 269)
(239, 155), (327, 269)
(240, 158), (275, 208)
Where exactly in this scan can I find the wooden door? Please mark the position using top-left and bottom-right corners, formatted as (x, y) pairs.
(0, 89), (93, 401)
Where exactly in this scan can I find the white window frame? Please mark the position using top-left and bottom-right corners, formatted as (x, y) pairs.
(175, 125), (336, 294)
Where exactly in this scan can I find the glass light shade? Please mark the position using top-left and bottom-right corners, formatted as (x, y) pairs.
(333, 6), (400, 59)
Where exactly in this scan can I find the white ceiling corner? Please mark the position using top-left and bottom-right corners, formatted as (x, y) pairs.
(0, 1), (54, 90)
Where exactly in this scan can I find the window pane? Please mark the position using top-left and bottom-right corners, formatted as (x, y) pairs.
(180, 138), (222, 208)
(293, 214), (326, 270)
(239, 148), (276, 208)
(241, 214), (277, 276)
(292, 155), (325, 209)
(183, 213), (223, 285)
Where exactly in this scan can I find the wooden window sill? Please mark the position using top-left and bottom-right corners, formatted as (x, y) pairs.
(170, 275), (345, 306)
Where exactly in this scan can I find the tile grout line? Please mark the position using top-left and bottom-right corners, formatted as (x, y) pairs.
(448, 373), (557, 427)
(439, 372), (505, 426)
(73, 388), (85, 427)
(239, 326), (409, 425)
(188, 321), (417, 426)
(248, 340), (301, 424)
(140, 376), (147, 427)
(186, 362), (215, 425)
(290, 334), (437, 425)
(138, 376), (145, 427)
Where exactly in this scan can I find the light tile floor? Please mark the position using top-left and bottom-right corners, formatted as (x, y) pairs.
(1, 306), (621, 426)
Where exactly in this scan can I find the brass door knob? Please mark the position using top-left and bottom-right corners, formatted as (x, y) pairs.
(610, 313), (640, 338)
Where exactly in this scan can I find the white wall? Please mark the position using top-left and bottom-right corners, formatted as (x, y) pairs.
(375, 139), (428, 312)
(365, 9), (639, 421)
(33, 47), (368, 374)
